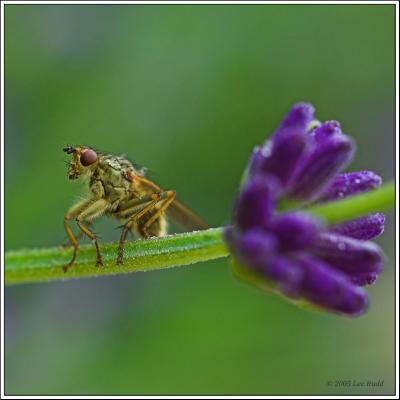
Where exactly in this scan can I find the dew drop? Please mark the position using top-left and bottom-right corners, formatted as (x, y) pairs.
(261, 142), (272, 157)
(338, 191), (345, 198)
(338, 242), (346, 251)
(355, 178), (361, 185)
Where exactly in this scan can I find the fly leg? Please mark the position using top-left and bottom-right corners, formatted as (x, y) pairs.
(114, 194), (162, 219)
(75, 199), (109, 268)
(62, 221), (92, 248)
(116, 190), (177, 265)
(140, 190), (176, 238)
(63, 198), (94, 272)
(63, 199), (108, 272)
(116, 193), (163, 266)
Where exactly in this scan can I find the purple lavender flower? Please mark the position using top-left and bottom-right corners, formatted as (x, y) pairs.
(250, 103), (314, 188)
(225, 103), (385, 317)
(330, 213), (385, 241)
(288, 121), (355, 201)
(319, 171), (382, 202)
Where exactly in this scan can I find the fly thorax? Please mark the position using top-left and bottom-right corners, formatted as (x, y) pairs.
(97, 156), (132, 198)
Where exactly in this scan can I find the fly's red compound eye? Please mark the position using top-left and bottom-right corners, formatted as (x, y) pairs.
(80, 149), (98, 166)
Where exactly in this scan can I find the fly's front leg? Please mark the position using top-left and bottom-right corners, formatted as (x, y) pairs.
(75, 199), (109, 268)
(63, 198), (94, 272)
(62, 221), (92, 248)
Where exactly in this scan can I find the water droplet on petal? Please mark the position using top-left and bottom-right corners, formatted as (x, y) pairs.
(261, 141), (272, 157)
(329, 236), (337, 243)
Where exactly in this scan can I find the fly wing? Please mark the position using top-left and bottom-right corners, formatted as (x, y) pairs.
(166, 199), (209, 231)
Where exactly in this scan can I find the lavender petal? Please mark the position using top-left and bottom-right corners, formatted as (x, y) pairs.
(319, 171), (382, 202)
(310, 232), (384, 276)
(224, 227), (277, 267)
(266, 256), (304, 297)
(312, 120), (342, 141)
(248, 146), (265, 175)
(234, 174), (280, 230)
(276, 102), (315, 135)
(258, 134), (307, 187)
(225, 227), (304, 296)
(296, 255), (369, 316)
(330, 213), (385, 241)
(252, 103), (314, 186)
(288, 121), (355, 201)
(350, 272), (379, 286)
(269, 212), (322, 252)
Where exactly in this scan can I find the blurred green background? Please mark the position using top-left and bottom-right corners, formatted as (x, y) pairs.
(5, 4), (395, 395)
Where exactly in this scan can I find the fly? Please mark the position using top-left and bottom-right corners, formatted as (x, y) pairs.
(62, 145), (208, 272)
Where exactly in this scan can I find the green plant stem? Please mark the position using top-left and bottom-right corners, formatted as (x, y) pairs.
(305, 181), (395, 224)
(5, 228), (228, 285)
(5, 182), (395, 285)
